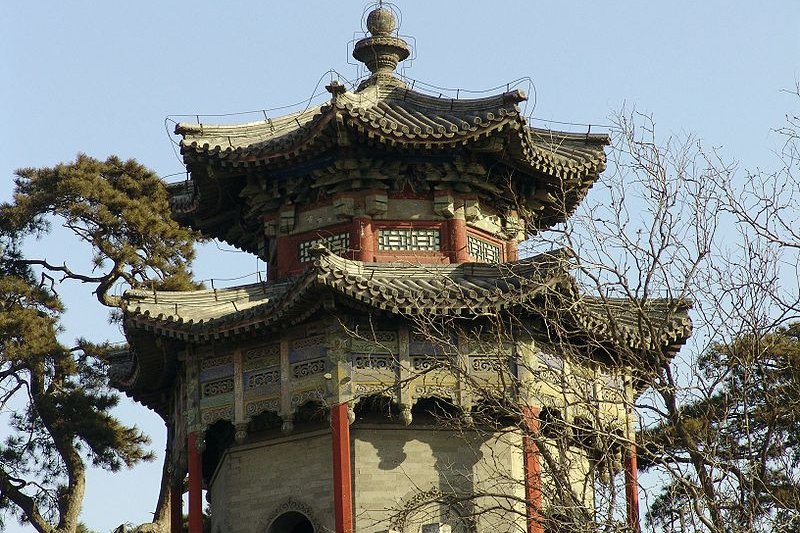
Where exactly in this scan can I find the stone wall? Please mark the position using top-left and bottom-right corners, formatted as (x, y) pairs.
(352, 426), (526, 533)
(207, 423), (597, 533)
(208, 430), (334, 533)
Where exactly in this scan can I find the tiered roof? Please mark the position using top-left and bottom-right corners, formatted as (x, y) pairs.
(116, 247), (691, 404)
(112, 7), (691, 415)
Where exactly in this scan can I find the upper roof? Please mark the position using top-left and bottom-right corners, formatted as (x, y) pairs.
(169, 5), (609, 251)
(176, 85), (607, 182)
(171, 83), (609, 250)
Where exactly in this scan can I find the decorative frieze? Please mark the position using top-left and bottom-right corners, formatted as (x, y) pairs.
(378, 228), (440, 251)
(410, 331), (456, 356)
(354, 383), (395, 398)
(411, 355), (451, 371)
(467, 335), (513, 356)
(243, 343), (280, 370)
(351, 330), (398, 355)
(200, 353), (233, 370)
(291, 389), (325, 407)
(200, 405), (234, 425)
(290, 335), (328, 362)
(200, 364), (235, 382)
(245, 398), (280, 417)
(470, 356), (506, 373)
(539, 351), (564, 371)
(352, 354), (396, 371)
(298, 232), (350, 262)
(413, 385), (456, 400)
(245, 368), (281, 389)
(292, 358), (326, 378)
(202, 378), (235, 398)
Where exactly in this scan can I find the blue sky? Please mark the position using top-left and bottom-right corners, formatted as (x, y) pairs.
(2, 2), (799, 532)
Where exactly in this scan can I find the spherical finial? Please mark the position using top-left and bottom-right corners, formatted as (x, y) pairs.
(352, 3), (411, 86)
(366, 6), (396, 35)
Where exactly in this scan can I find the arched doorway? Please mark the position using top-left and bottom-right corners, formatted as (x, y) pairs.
(268, 511), (315, 533)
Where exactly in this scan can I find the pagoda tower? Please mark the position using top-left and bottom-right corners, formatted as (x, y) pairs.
(111, 6), (691, 533)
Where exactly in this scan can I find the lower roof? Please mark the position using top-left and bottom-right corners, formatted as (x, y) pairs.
(122, 246), (691, 353)
(113, 247), (692, 412)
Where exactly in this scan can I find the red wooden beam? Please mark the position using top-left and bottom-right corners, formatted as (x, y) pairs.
(625, 443), (641, 533)
(187, 432), (203, 533)
(522, 406), (544, 533)
(331, 402), (354, 533)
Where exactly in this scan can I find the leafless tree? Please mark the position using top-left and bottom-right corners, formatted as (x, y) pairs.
(349, 95), (800, 533)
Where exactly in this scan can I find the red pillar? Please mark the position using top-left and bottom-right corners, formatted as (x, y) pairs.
(505, 239), (519, 262)
(187, 432), (203, 533)
(625, 443), (641, 533)
(354, 217), (374, 262)
(522, 406), (544, 533)
(331, 403), (354, 533)
(448, 218), (469, 263)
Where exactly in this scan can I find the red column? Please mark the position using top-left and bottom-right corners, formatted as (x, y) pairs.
(354, 217), (374, 262)
(505, 239), (519, 262)
(522, 406), (544, 533)
(448, 218), (469, 263)
(331, 403), (354, 533)
(187, 432), (203, 533)
(170, 479), (183, 533)
(625, 443), (641, 533)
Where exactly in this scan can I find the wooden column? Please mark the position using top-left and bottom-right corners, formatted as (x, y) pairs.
(354, 217), (374, 262)
(624, 377), (641, 533)
(522, 406), (544, 533)
(448, 218), (469, 263)
(625, 444), (641, 532)
(331, 402), (354, 533)
(187, 432), (203, 533)
(505, 239), (519, 262)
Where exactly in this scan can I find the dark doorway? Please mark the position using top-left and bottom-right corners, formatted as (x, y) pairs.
(268, 511), (315, 533)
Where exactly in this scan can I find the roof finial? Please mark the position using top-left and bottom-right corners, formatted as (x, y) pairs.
(352, 3), (410, 87)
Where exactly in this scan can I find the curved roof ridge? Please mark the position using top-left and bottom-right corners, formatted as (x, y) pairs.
(353, 84), (527, 112)
(175, 104), (328, 153)
(527, 126), (610, 145)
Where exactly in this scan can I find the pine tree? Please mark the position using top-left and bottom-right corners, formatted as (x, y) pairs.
(640, 324), (800, 532)
(0, 155), (199, 533)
